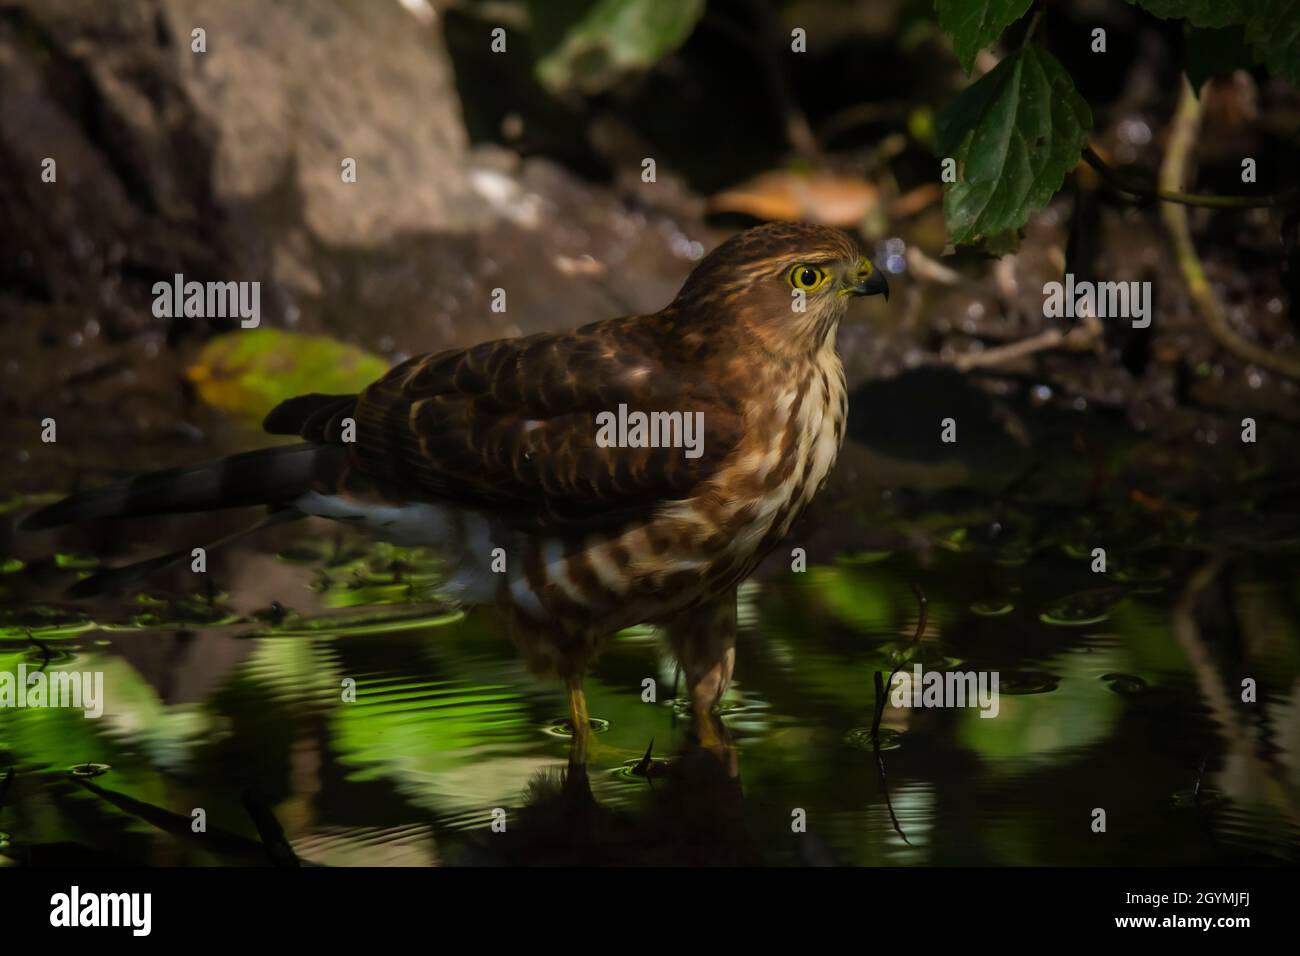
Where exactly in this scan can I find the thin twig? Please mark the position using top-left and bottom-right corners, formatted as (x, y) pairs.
(874, 741), (912, 846)
(950, 312), (1103, 372)
(1158, 79), (1300, 381)
(1022, 8), (1045, 46)
(1170, 555), (1300, 823)
(1084, 145), (1300, 210)
(906, 246), (962, 285)
(910, 581), (928, 642)
(868, 584), (928, 848)
(632, 738), (656, 788)
(816, 103), (904, 148)
(870, 583), (928, 740)
(26, 630), (51, 671)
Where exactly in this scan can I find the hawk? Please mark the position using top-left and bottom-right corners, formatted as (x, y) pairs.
(24, 222), (889, 759)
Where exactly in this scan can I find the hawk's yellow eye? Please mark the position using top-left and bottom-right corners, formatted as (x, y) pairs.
(788, 264), (830, 292)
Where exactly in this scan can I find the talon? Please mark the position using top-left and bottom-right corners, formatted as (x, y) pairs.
(694, 711), (726, 752)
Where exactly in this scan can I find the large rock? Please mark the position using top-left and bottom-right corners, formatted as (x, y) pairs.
(158, 0), (483, 244)
(0, 0), (709, 491)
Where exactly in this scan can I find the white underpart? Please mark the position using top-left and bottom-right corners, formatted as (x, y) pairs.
(541, 539), (586, 604)
(293, 491), (496, 605)
(584, 541), (629, 595)
(750, 388), (799, 484)
(713, 352), (845, 562)
(508, 569), (545, 620)
(802, 369), (845, 508)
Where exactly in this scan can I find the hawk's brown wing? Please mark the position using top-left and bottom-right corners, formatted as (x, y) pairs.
(269, 320), (743, 533)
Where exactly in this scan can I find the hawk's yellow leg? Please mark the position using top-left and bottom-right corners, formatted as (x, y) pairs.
(666, 588), (738, 761)
(566, 674), (591, 765)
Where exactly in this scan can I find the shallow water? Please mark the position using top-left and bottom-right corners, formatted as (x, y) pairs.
(2, 455), (1299, 866)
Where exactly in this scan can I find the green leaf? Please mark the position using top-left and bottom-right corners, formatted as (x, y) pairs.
(1243, 0), (1300, 87)
(936, 45), (1092, 246)
(1124, 0), (1250, 29)
(1127, 0), (1299, 87)
(187, 329), (390, 423)
(935, 0), (1034, 74)
(530, 0), (705, 95)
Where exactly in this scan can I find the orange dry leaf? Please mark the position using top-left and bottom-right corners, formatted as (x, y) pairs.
(708, 170), (878, 227)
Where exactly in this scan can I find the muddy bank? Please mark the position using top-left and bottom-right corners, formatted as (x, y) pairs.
(0, 0), (713, 496)
(1, 0), (1298, 509)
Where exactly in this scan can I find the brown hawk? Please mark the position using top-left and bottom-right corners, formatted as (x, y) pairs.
(24, 221), (889, 759)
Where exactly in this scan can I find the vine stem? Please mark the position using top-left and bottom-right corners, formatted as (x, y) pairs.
(1159, 77), (1300, 382)
(1084, 146), (1300, 210)
(1015, 0), (1294, 212)
(1022, 8), (1044, 46)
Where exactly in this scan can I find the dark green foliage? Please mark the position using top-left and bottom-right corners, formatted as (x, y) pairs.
(936, 46), (1091, 245)
(935, 0), (1034, 73)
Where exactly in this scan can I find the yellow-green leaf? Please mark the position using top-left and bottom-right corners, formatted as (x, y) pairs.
(187, 329), (389, 422)
(530, 0), (704, 95)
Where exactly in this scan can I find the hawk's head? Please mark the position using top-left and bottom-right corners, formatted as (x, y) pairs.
(669, 222), (888, 358)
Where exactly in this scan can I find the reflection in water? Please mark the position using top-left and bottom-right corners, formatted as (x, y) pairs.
(2, 484), (1300, 866)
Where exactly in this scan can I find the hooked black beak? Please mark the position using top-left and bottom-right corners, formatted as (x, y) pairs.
(850, 268), (889, 301)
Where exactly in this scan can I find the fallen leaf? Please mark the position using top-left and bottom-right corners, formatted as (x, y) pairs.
(709, 170), (879, 227)
(187, 329), (390, 422)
